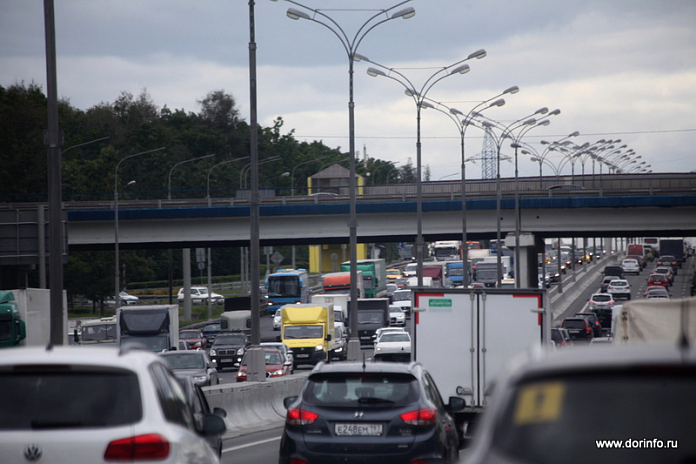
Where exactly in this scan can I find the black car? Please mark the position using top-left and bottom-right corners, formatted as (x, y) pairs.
(574, 312), (603, 337)
(590, 307), (614, 334)
(602, 265), (625, 280)
(208, 330), (248, 371)
(279, 361), (465, 464)
(201, 321), (222, 347)
(561, 317), (594, 341)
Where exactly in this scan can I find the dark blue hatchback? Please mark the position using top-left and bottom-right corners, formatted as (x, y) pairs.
(279, 361), (465, 464)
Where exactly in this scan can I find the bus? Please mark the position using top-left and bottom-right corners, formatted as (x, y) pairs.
(432, 241), (462, 261)
(77, 316), (117, 346)
(265, 269), (310, 316)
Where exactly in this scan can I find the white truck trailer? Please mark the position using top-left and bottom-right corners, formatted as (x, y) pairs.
(117, 304), (179, 352)
(411, 287), (550, 446)
(614, 297), (696, 343)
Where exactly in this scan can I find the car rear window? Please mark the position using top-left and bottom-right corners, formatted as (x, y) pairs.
(0, 368), (142, 430)
(492, 369), (696, 464)
(562, 320), (586, 329)
(304, 373), (418, 406)
(592, 294), (612, 302)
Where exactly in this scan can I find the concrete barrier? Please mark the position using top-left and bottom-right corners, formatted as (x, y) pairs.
(550, 253), (623, 322)
(203, 372), (310, 438)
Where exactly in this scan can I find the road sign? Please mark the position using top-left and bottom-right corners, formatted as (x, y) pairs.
(271, 251), (284, 265)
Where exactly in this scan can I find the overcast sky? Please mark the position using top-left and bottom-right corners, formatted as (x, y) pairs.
(2, 0), (695, 181)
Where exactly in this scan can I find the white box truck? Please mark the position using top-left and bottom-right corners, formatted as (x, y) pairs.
(117, 304), (179, 352)
(412, 287), (550, 446)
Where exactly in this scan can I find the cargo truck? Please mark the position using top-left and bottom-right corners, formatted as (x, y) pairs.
(347, 298), (390, 345)
(322, 271), (364, 299)
(412, 287), (550, 446)
(0, 288), (67, 348)
(281, 304), (335, 368)
(659, 238), (685, 268)
(117, 304), (179, 352)
(340, 258), (387, 298)
(614, 297), (696, 343)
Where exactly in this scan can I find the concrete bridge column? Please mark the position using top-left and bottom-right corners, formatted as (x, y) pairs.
(505, 232), (545, 288)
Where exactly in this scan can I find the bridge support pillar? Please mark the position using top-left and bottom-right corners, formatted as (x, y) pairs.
(505, 232), (545, 288)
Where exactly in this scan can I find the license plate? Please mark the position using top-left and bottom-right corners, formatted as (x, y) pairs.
(568, 330), (581, 334)
(335, 423), (383, 436)
(221, 358), (232, 362)
(296, 354), (309, 358)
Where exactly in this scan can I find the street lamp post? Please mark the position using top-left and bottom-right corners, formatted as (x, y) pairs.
(424, 87), (517, 286)
(273, 0), (416, 361)
(291, 157), (327, 196)
(361, 49), (486, 290)
(480, 107), (550, 287)
(206, 156), (249, 200)
(114, 147), (166, 308)
(167, 154), (215, 200)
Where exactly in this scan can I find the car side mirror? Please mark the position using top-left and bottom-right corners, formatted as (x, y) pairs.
(202, 413), (226, 436)
(283, 396), (298, 409)
(447, 396), (466, 412)
(325, 334), (332, 342)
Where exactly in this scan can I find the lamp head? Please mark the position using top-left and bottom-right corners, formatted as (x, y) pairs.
(468, 49), (487, 60)
(391, 6), (415, 19)
(490, 98), (505, 107)
(548, 109), (561, 116)
(353, 53), (369, 62)
(569, 131), (580, 137)
(503, 85), (520, 95)
(450, 64), (470, 75)
(367, 67), (387, 78)
(449, 108), (464, 116)
(286, 8), (310, 20)
(420, 101), (435, 110)
(535, 107), (549, 115)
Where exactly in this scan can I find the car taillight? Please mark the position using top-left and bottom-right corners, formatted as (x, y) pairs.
(286, 408), (319, 425)
(104, 434), (170, 461)
(400, 408), (437, 426)
(586, 327), (592, 333)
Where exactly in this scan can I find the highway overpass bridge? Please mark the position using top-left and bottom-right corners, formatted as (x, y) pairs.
(2, 173), (695, 257)
(63, 173), (696, 250)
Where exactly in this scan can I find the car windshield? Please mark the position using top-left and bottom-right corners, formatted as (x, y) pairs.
(392, 291), (411, 301)
(283, 325), (323, 339)
(492, 370), (696, 464)
(610, 281), (628, 286)
(358, 312), (384, 324)
(179, 331), (200, 338)
(203, 323), (221, 332)
(0, 370), (142, 429)
(162, 353), (206, 369)
(305, 373), (418, 406)
(214, 334), (245, 345)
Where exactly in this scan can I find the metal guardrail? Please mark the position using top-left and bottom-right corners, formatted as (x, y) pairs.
(2, 173), (695, 211)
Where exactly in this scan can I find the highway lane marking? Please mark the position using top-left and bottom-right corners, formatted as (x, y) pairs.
(223, 436), (281, 453)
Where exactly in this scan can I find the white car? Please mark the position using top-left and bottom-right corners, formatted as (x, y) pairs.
(374, 331), (412, 355)
(273, 309), (282, 331)
(177, 286), (224, 305)
(119, 291), (139, 305)
(389, 305), (406, 326)
(391, 289), (412, 314)
(621, 258), (641, 275)
(373, 327), (406, 344)
(0, 346), (225, 464)
(606, 279), (631, 300)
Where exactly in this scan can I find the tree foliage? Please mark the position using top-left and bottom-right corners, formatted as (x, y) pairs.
(2, 82), (407, 299)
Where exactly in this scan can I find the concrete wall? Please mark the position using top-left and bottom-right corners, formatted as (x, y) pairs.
(203, 372), (310, 438)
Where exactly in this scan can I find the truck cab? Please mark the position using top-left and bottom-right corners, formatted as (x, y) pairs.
(281, 304), (334, 368)
(0, 291), (26, 348)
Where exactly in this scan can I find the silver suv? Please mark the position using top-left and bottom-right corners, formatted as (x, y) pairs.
(0, 346), (225, 463)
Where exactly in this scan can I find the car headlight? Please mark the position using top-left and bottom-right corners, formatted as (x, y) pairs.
(237, 347), (245, 355)
(193, 375), (207, 384)
(376, 346), (383, 352)
(315, 344), (323, 351)
(209, 349), (217, 356)
(236, 371), (245, 378)
(270, 369), (285, 377)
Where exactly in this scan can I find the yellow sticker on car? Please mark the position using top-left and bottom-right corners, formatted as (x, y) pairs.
(513, 382), (566, 425)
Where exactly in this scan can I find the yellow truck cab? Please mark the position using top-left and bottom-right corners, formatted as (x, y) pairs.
(281, 304), (334, 368)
